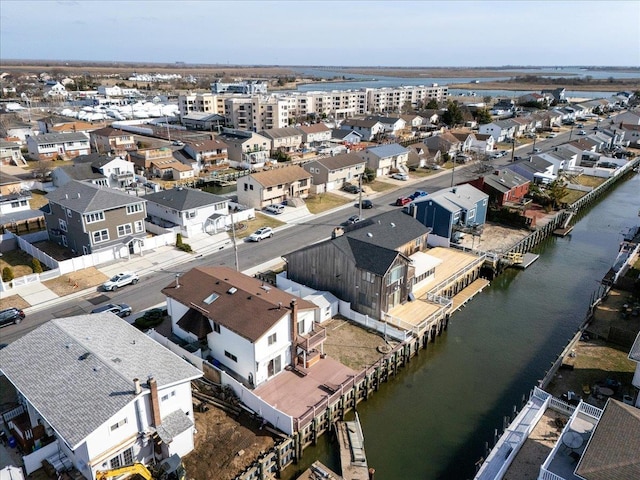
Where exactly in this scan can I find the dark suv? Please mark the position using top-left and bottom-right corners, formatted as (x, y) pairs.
(0, 308), (25, 328)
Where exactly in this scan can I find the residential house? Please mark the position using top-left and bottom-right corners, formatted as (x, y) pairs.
(400, 114), (426, 129)
(331, 129), (363, 146)
(89, 127), (137, 155)
(150, 158), (195, 181)
(237, 165), (311, 209)
(161, 266), (319, 387)
(75, 153), (136, 188)
(619, 123), (640, 147)
(0, 139), (26, 166)
(37, 116), (99, 135)
(339, 118), (385, 141)
(629, 332), (640, 408)
(296, 123), (332, 147)
(517, 92), (550, 105)
(51, 163), (109, 188)
(26, 132), (90, 161)
(0, 171), (33, 220)
(129, 147), (174, 174)
(490, 98), (515, 115)
(541, 87), (566, 103)
(358, 143), (409, 176)
(43, 81), (69, 99)
(408, 184), (489, 247)
(471, 133), (496, 154)
(302, 152), (366, 193)
(144, 186), (229, 237)
(260, 127), (303, 154)
(478, 119), (519, 143)
(0, 313), (202, 478)
(365, 116), (407, 135)
(45, 180), (146, 255)
(507, 157), (556, 185)
(215, 128), (271, 170)
(614, 110), (640, 126)
(468, 169), (530, 207)
(284, 210), (431, 319)
(406, 143), (441, 169)
(422, 132), (464, 157)
(449, 130), (476, 152)
(533, 153), (566, 175)
(183, 139), (229, 172)
(418, 109), (440, 125)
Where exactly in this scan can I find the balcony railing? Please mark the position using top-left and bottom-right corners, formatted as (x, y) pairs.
(297, 326), (327, 352)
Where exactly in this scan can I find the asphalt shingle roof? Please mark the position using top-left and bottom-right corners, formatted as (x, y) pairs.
(144, 187), (227, 211)
(30, 132), (89, 144)
(365, 143), (409, 158)
(161, 267), (316, 342)
(312, 152), (365, 171)
(0, 313), (202, 449)
(250, 165), (311, 188)
(46, 180), (143, 213)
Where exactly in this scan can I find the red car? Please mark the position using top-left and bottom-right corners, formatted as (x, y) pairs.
(396, 196), (411, 206)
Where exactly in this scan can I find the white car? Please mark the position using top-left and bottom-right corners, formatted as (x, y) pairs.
(247, 227), (274, 242)
(391, 172), (408, 181)
(102, 272), (139, 291)
(264, 204), (285, 214)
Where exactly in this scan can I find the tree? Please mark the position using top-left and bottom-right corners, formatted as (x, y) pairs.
(425, 98), (439, 109)
(547, 180), (568, 209)
(441, 101), (464, 127)
(483, 95), (492, 104)
(475, 108), (493, 125)
(362, 167), (376, 183)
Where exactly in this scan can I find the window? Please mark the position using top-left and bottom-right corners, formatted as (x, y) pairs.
(297, 320), (305, 335)
(66, 208), (72, 218)
(267, 186), (273, 192)
(117, 224), (133, 237)
(110, 418), (128, 432)
(85, 211), (104, 224)
(161, 394), (169, 402)
(187, 211), (196, 219)
(122, 448), (133, 466)
(58, 218), (67, 232)
(110, 447), (133, 469)
(268, 333), (277, 346)
(134, 220), (144, 233)
(224, 351), (237, 362)
(387, 265), (404, 285)
(93, 229), (109, 244)
(126, 203), (143, 215)
(213, 322), (221, 334)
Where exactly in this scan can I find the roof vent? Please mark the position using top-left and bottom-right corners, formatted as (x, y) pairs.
(390, 222), (396, 228)
(260, 285), (271, 292)
(79, 352), (92, 361)
(227, 287), (237, 295)
(203, 293), (219, 304)
(367, 232), (373, 237)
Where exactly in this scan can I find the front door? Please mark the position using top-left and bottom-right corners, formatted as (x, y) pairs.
(388, 289), (401, 309)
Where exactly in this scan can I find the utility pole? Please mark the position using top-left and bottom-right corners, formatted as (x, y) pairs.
(230, 210), (239, 271)
(358, 175), (363, 219)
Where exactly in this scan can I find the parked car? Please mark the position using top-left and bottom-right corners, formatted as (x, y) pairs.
(396, 196), (411, 206)
(247, 227), (274, 242)
(409, 190), (428, 200)
(346, 215), (363, 225)
(360, 199), (373, 209)
(532, 147), (542, 154)
(578, 130), (587, 135)
(264, 204), (285, 214)
(391, 172), (408, 181)
(546, 133), (558, 138)
(91, 303), (132, 318)
(342, 184), (362, 194)
(524, 132), (536, 138)
(102, 271), (139, 291)
(0, 308), (25, 328)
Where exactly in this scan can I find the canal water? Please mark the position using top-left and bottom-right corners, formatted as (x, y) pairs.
(284, 171), (639, 479)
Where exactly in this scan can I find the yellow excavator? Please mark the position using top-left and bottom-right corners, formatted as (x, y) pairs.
(96, 454), (186, 480)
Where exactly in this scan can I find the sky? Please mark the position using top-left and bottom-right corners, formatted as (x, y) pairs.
(1, 0), (639, 67)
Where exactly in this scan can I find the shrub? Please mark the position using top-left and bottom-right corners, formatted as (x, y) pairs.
(134, 308), (167, 329)
(2, 267), (14, 283)
(176, 233), (183, 247)
(177, 243), (193, 253)
(32, 258), (43, 274)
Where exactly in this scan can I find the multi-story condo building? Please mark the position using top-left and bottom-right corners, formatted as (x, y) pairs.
(178, 92), (225, 117)
(211, 80), (268, 94)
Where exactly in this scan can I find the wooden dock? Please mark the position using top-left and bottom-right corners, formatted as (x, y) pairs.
(335, 413), (371, 480)
(553, 225), (574, 236)
(512, 253), (539, 269)
(451, 278), (491, 313)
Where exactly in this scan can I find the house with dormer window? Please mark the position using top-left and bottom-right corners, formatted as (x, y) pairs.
(162, 266), (320, 387)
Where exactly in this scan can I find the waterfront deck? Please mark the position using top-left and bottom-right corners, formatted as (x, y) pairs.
(426, 247), (481, 289)
(511, 252), (539, 269)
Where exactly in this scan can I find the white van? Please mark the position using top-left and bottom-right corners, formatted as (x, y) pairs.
(265, 204), (285, 214)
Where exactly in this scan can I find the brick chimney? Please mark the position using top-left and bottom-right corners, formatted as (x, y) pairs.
(290, 299), (298, 368)
(148, 376), (162, 427)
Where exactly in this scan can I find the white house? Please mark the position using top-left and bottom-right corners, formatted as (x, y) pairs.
(357, 143), (410, 176)
(0, 313), (202, 478)
(237, 165), (311, 209)
(26, 132), (90, 161)
(77, 154), (136, 188)
(144, 186), (229, 237)
(183, 139), (229, 172)
(296, 123), (332, 147)
(162, 266), (321, 388)
(339, 118), (385, 141)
